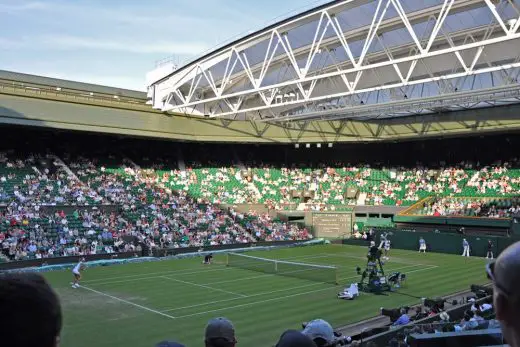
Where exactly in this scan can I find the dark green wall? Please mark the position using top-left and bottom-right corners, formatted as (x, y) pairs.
(394, 215), (512, 228)
(345, 230), (520, 257)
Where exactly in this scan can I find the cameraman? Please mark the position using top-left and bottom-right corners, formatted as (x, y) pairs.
(368, 241), (379, 260)
(302, 319), (337, 347)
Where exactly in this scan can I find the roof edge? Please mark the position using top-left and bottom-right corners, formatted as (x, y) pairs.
(0, 69), (146, 99)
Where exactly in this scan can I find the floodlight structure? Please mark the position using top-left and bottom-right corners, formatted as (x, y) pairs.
(148, 0), (520, 122)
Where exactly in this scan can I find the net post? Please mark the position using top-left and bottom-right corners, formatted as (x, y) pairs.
(226, 253), (229, 267)
(335, 269), (339, 285)
(275, 260), (278, 273)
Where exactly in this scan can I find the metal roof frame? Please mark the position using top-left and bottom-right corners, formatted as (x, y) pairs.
(148, 0), (520, 122)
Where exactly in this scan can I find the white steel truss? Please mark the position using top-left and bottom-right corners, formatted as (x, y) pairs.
(148, 0), (520, 121)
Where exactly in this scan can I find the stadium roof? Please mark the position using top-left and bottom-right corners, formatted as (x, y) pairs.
(0, 70), (146, 100)
(147, 0), (520, 122)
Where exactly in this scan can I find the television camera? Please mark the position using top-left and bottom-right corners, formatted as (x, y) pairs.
(356, 243), (392, 293)
(354, 241), (407, 293)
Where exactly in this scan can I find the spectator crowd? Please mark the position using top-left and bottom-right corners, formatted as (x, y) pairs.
(0, 151), (311, 262)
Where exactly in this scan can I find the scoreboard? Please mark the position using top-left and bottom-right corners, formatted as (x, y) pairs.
(312, 212), (353, 238)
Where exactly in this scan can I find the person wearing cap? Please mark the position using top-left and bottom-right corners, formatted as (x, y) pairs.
(487, 240), (520, 347)
(302, 319), (336, 347)
(205, 317), (236, 347)
(275, 330), (317, 347)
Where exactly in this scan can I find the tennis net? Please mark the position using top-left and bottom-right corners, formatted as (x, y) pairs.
(226, 252), (338, 284)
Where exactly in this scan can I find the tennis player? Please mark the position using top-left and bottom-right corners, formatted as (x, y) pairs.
(71, 258), (85, 288)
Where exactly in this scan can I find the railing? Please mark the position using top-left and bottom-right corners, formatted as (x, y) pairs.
(0, 79), (148, 108)
(361, 295), (494, 346)
(0, 239), (322, 271)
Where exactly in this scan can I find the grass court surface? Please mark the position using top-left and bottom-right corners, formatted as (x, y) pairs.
(44, 245), (490, 347)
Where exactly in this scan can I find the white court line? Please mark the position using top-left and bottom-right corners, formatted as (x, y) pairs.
(80, 253), (331, 285)
(80, 252), (421, 287)
(78, 264), (439, 322)
(65, 264), (439, 329)
(80, 285), (177, 319)
(201, 272), (282, 285)
(170, 265), (439, 319)
(161, 264), (436, 313)
(161, 281), (328, 312)
(200, 262), (424, 286)
(328, 253), (423, 265)
(81, 268), (232, 286)
(160, 276), (248, 298)
(81, 266), (230, 285)
(172, 286), (337, 319)
(79, 253), (338, 286)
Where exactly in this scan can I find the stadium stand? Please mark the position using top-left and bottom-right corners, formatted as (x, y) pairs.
(2, 127), (520, 262)
(415, 197), (520, 218)
(0, 129), (314, 262)
(0, 130), (516, 346)
(359, 295), (500, 347)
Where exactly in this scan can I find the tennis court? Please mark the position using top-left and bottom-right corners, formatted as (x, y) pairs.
(44, 244), (489, 347)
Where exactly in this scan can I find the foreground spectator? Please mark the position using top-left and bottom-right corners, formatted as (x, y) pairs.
(302, 319), (336, 347)
(205, 317), (237, 347)
(276, 330), (317, 347)
(155, 342), (185, 347)
(0, 272), (62, 347)
(489, 240), (520, 347)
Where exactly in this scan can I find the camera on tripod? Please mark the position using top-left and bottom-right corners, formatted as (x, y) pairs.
(367, 244), (382, 262)
(356, 242), (393, 293)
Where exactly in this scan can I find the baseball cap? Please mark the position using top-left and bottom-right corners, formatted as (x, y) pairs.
(302, 319), (335, 345)
(155, 341), (185, 347)
(276, 330), (317, 347)
(205, 317), (236, 342)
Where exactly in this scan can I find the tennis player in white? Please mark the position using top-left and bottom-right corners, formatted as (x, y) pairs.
(71, 258), (86, 288)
